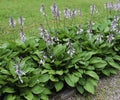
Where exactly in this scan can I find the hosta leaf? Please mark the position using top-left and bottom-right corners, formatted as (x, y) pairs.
(42, 88), (51, 95)
(76, 85), (84, 94)
(85, 71), (99, 80)
(86, 78), (98, 86)
(8, 61), (16, 77)
(53, 44), (66, 56)
(90, 57), (107, 69)
(50, 75), (59, 82)
(49, 70), (56, 75)
(43, 64), (51, 69)
(83, 51), (96, 61)
(24, 91), (33, 100)
(0, 68), (10, 75)
(102, 69), (110, 76)
(39, 74), (50, 82)
(29, 75), (40, 87)
(73, 71), (82, 78)
(5, 94), (16, 100)
(106, 57), (120, 70)
(38, 39), (46, 51)
(64, 74), (79, 87)
(54, 61), (62, 66)
(113, 55), (120, 61)
(104, 26), (109, 33)
(31, 85), (45, 94)
(2, 86), (15, 93)
(109, 68), (117, 74)
(78, 78), (86, 85)
(56, 70), (63, 75)
(64, 74), (75, 87)
(84, 82), (95, 94)
(55, 81), (64, 92)
(40, 94), (49, 100)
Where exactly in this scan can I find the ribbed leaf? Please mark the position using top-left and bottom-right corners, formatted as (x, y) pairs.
(31, 85), (45, 94)
(85, 71), (99, 80)
(55, 81), (64, 92)
(84, 82), (95, 94)
(106, 57), (120, 70)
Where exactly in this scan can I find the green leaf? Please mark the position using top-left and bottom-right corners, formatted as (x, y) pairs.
(31, 85), (45, 94)
(64, 74), (75, 87)
(56, 70), (63, 75)
(42, 88), (51, 95)
(54, 61), (62, 66)
(102, 69), (110, 76)
(64, 74), (79, 87)
(49, 70), (56, 75)
(86, 78), (98, 86)
(76, 85), (84, 94)
(0, 68), (10, 75)
(85, 71), (99, 80)
(39, 74), (50, 82)
(29, 75), (40, 87)
(84, 82), (95, 94)
(83, 51), (96, 61)
(78, 78), (86, 85)
(2, 86), (15, 93)
(90, 57), (107, 69)
(8, 61), (16, 77)
(104, 26), (109, 33)
(43, 64), (51, 69)
(5, 94), (16, 100)
(53, 44), (66, 56)
(40, 94), (49, 100)
(50, 75), (59, 82)
(113, 55), (120, 61)
(106, 57), (120, 70)
(55, 81), (64, 92)
(73, 71), (82, 78)
(24, 91), (34, 100)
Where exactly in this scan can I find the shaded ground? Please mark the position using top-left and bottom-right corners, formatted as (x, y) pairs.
(51, 72), (120, 100)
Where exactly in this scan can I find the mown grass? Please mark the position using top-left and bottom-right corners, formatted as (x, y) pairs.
(0, 0), (116, 44)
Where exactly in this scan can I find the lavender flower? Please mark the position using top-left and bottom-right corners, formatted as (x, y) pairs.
(66, 40), (75, 57)
(39, 51), (47, 65)
(51, 2), (58, 15)
(18, 16), (25, 26)
(95, 34), (103, 43)
(105, 2), (114, 10)
(40, 4), (46, 16)
(78, 9), (82, 16)
(39, 25), (53, 45)
(77, 25), (83, 34)
(90, 4), (98, 15)
(114, 3), (120, 11)
(67, 47), (75, 57)
(14, 63), (25, 83)
(51, 3), (61, 20)
(106, 34), (114, 43)
(9, 16), (16, 28)
(71, 8), (77, 17)
(20, 28), (26, 42)
(64, 7), (71, 19)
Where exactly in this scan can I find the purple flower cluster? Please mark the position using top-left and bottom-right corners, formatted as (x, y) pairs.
(14, 62), (25, 83)
(66, 39), (75, 57)
(9, 16), (16, 28)
(39, 25), (53, 45)
(105, 2), (120, 11)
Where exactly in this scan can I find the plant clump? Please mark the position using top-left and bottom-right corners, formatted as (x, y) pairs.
(1, 1), (120, 100)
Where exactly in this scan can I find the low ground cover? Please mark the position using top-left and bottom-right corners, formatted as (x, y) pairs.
(0, 0), (120, 100)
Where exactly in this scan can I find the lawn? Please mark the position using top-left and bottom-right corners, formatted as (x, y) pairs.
(0, 0), (116, 44)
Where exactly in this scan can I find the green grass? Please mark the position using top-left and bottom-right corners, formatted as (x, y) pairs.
(0, 0), (116, 44)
